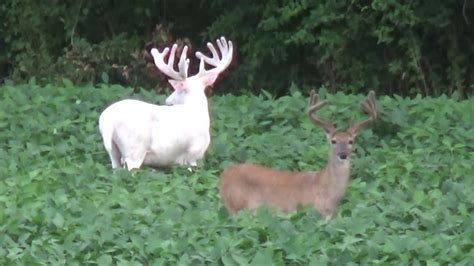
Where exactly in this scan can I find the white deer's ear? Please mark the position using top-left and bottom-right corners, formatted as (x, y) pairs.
(168, 79), (186, 91)
(201, 72), (219, 87)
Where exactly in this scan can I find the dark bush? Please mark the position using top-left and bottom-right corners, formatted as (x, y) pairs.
(204, 0), (474, 97)
(0, 0), (472, 97)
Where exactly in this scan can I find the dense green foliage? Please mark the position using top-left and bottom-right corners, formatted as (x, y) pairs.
(0, 0), (206, 91)
(1, 82), (473, 264)
(1, 0), (473, 97)
(207, 0), (474, 97)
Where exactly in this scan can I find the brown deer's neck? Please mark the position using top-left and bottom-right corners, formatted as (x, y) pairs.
(320, 156), (351, 200)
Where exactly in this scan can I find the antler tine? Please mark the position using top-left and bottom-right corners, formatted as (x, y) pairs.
(364, 91), (377, 119)
(196, 36), (233, 76)
(348, 90), (378, 135)
(307, 90), (336, 134)
(178, 46), (190, 78)
(150, 44), (189, 81)
(168, 44), (177, 69)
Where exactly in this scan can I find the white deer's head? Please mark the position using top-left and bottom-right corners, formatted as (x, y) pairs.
(150, 37), (233, 105)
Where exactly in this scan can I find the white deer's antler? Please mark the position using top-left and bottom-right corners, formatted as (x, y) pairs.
(151, 37), (232, 81)
(151, 44), (190, 80)
(195, 36), (233, 77)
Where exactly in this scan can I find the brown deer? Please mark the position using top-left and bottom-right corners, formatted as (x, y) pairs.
(219, 90), (377, 219)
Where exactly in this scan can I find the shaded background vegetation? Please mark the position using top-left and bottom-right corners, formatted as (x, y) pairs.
(0, 0), (473, 97)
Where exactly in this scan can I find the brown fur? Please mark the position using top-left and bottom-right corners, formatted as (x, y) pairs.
(219, 90), (377, 219)
(219, 134), (352, 219)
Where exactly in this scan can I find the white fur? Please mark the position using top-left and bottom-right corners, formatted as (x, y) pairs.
(99, 78), (211, 170)
(99, 37), (232, 170)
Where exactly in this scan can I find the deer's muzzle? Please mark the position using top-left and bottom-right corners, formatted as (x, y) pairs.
(338, 153), (348, 160)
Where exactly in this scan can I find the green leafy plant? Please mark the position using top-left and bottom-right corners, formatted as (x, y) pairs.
(204, 0), (473, 97)
(0, 82), (472, 264)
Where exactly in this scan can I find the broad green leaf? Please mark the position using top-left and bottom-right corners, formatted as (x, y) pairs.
(52, 213), (65, 228)
(251, 250), (274, 265)
(97, 255), (113, 266)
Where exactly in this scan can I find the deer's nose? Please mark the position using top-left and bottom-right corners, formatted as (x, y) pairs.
(338, 153), (348, 160)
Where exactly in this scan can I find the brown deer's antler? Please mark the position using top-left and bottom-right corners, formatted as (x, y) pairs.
(348, 91), (377, 135)
(307, 90), (336, 135)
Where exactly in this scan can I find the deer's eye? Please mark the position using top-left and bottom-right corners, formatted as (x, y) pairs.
(348, 140), (353, 145)
(331, 140), (337, 144)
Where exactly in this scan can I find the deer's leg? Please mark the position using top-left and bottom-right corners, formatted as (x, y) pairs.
(124, 157), (145, 171)
(120, 146), (147, 171)
(184, 138), (209, 168)
(113, 130), (150, 171)
(102, 134), (122, 168)
(186, 161), (198, 172)
(108, 141), (122, 168)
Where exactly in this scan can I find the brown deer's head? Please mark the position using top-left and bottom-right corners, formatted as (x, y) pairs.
(307, 90), (377, 162)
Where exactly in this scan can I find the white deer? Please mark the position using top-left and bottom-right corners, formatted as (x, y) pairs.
(99, 37), (233, 170)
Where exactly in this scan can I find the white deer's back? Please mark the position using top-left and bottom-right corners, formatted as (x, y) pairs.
(99, 99), (210, 167)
